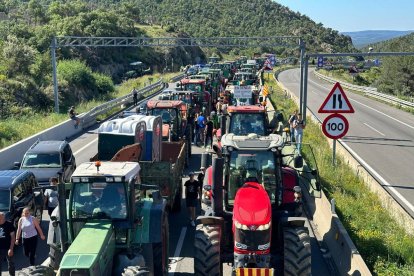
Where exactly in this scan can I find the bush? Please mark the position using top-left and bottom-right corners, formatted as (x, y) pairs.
(92, 72), (114, 94)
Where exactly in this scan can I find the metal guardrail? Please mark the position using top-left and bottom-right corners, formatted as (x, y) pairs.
(81, 79), (164, 127)
(314, 70), (414, 109)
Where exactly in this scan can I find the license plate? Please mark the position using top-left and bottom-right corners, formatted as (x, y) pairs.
(235, 268), (274, 276)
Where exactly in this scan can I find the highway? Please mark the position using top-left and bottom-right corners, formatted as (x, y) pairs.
(279, 68), (414, 217)
(2, 82), (332, 275)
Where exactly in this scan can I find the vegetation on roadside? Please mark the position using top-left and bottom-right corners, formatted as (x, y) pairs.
(266, 71), (414, 275)
(0, 72), (178, 150)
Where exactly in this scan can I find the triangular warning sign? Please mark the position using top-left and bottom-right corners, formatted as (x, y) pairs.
(318, 82), (355, 113)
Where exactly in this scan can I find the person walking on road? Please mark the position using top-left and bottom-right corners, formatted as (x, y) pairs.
(44, 177), (59, 217)
(184, 172), (201, 227)
(204, 116), (214, 149)
(15, 208), (46, 266)
(293, 113), (306, 154)
(68, 106), (80, 129)
(0, 212), (15, 276)
(196, 113), (206, 147)
(288, 110), (298, 142)
(132, 87), (139, 106)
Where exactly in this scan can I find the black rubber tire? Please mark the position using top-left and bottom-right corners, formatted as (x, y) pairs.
(153, 212), (169, 276)
(122, 266), (149, 276)
(283, 227), (312, 276)
(194, 224), (222, 276)
(171, 184), (181, 213)
(18, 265), (55, 276)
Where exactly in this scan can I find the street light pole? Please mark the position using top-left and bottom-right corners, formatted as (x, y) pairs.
(302, 56), (309, 121)
(51, 37), (59, 113)
(299, 39), (305, 114)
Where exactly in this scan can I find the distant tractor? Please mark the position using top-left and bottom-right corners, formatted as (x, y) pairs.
(21, 161), (169, 276)
(194, 133), (318, 276)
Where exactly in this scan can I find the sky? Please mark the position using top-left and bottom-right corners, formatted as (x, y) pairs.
(275, 0), (414, 32)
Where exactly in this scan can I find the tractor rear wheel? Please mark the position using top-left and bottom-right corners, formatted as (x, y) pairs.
(283, 227), (312, 276)
(122, 266), (149, 276)
(194, 224), (222, 276)
(18, 265), (55, 276)
(153, 212), (169, 276)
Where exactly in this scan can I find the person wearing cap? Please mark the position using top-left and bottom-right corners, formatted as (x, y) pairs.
(184, 172), (201, 227)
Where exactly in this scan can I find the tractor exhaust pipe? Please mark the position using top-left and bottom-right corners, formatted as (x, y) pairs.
(201, 152), (209, 169)
(212, 157), (224, 217)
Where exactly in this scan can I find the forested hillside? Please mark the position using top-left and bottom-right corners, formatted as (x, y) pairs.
(0, 0), (354, 119)
(366, 33), (414, 97)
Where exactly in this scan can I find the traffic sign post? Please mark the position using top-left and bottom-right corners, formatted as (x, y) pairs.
(319, 82), (354, 166)
(317, 56), (323, 68)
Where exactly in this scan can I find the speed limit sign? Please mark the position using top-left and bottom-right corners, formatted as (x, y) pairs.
(322, 114), (349, 139)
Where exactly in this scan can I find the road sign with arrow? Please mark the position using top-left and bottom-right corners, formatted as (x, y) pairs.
(318, 82), (355, 113)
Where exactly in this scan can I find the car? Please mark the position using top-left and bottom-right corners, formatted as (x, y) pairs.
(0, 170), (44, 228)
(15, 140), (76, 186)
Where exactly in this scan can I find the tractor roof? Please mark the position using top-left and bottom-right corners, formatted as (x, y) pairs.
(180, 78), (205, 85)
(147, 100), (185, 109)
(72, 162), (140, 179)
(221, 133), (283, 150)
(227, 105), (265, 113)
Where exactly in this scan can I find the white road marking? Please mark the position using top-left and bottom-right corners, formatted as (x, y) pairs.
(311, 90), (319, 95)
(363, 122), (386, 136)
(74, 137), (98, 155)
(308, 77), (414, 130)
(340, 140), (414, 213)
(169, 226), (188, 275)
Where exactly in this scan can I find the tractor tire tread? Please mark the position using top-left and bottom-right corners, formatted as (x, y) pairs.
(18, 265), (55, 276)
(283, 227), (311, 276)
(194, 224), (221, 276)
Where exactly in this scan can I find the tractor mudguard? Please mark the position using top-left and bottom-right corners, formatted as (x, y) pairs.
(134, 198), (167, 244)
(279, 216), (310, 228)
(196, 215), (224, 226)
(281, 167), (299, 205)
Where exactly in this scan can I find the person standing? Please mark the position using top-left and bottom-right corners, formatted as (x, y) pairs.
(132, 87), (138, 106)
(68, 106), (80, 129)
(0, 212), (15, 276)
(44, 177), (59, 217)
(196, 113), (206, 147)
(293, 113), (306, 154)
(184, 172), (200, 227)
(288, 110), (298, 142)
(15, 208), (46, 266)
(204, 116), (214, 149)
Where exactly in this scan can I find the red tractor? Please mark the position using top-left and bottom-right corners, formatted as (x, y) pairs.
(195, 133), (318, 276)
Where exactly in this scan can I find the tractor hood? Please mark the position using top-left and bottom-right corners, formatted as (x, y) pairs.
(233, 182), (271, 227)
(59, 222), (115, 274)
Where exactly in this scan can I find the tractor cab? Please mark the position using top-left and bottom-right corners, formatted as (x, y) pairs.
(232, 72), (257, 85)
(49, 161), (168, 275)
(225, 105), (268, 136)
(168, 90), (203, 115)
(147, 100), (187, 141)
(208, 56), (220, 64)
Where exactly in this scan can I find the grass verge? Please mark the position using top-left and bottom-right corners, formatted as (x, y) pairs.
(0, 72), (179, 150)
(265, 72), (414, 276)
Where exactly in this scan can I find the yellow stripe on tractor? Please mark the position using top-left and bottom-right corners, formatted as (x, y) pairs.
(235, 267), (274, 276)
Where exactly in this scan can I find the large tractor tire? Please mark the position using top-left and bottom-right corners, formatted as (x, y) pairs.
(283, 227), (312, 276)
(122, 266), (149, 276)
(18, 265), (55, 276)
(194, 224), (222, 276)
(153, 212), (169, 276)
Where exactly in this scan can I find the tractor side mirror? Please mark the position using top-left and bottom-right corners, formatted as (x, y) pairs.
(276, 112), (284, 122)
(294, 155), (303, 168)
(14, 162), (21, 169)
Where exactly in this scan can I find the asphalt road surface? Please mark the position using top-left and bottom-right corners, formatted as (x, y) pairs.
(3, 84), (331, 275)
(279, 68), (414, 217)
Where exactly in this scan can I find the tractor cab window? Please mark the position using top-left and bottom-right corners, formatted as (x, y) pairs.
(229, 113), (266, 136)
(71, 182), (127, 220)
(151, 108), (178, 125)
(185, 83), (203, 93)
(227, 150), (279, 206)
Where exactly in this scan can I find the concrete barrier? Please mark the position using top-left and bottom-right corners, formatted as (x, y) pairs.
(274, 72), (372, 276)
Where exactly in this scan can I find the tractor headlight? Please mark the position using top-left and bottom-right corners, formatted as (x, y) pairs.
(258, 242), (270, 250)
(106, 177), (114, 182)
(235, 220), (249, 230)
(235, 242), (248, 250)
(257, 221), (271, 231)
(72, 177), (80, 183)
(114, 176), (123, 182)
(81, 177), (89, 183)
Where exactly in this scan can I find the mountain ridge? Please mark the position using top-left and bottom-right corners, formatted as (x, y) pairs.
(341, 30), (414, 48)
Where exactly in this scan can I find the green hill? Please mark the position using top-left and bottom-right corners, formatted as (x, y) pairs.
(0, 0), (354, 118)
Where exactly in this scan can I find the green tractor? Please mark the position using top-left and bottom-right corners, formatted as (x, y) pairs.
(20, 161), (169, 276)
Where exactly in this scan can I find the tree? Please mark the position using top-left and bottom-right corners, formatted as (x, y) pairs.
(2, 35), (37, 77)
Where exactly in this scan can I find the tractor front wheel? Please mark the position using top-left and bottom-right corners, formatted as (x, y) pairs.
(18, 265), (55, 276)
(283, 227), (312, 276)
(194, 224), (222, 276)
